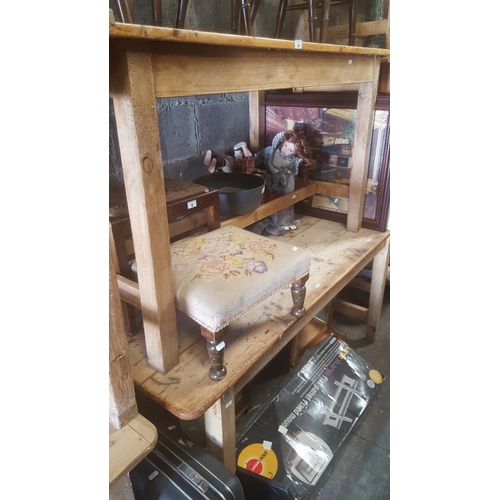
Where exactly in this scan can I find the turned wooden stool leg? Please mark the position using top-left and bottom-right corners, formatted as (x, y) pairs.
(201, 326), (229, 381)
(291, 273), (309, 318)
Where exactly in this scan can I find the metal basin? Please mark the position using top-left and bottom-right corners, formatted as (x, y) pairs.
(193, 173), (266, 217)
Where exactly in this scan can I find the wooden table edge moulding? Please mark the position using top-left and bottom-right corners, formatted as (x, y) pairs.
(109, 23), (390, 472)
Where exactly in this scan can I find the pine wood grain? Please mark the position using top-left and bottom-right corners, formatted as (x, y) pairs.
(109, 228), (137, 430)
(109, 413), (158, 486)
(128, 217), (389, 421)
(109, 23), (390, 57)
(221, 183), (318, 228)
(367, 236), (390, 341)
(111, 44), (179, 374)
(347, 78), (380, 232)
(150, 44), (380, 97)
(249, 90), (265, 152)
(204, 387), (236, 473)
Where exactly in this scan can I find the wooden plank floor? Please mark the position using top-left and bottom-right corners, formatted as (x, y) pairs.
(128, 215), (389, 420)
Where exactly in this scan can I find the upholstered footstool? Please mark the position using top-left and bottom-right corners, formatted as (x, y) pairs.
(170, 226), (311, 380)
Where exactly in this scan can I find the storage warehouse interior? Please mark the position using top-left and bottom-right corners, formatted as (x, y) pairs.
(109, 1), (391, 499)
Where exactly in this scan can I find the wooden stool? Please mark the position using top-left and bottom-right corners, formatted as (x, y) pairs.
(169, 226), (311, 380)
(275, 0), (357, 45)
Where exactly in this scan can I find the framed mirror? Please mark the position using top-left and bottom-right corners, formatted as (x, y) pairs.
(265, 91), (390, 231)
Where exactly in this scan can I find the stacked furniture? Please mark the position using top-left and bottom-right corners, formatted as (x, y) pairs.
(109, 21), (390, 473)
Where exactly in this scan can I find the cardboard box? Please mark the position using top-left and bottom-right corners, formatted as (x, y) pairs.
(236, 336), (385, 500)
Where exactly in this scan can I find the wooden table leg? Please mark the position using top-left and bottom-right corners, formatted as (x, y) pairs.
(111, 45), (179, 375)
(109, 228), (138, 429)
(109, 473), (135, 500)
(366, 237), (390, 342)
(204, 387), (236, 473)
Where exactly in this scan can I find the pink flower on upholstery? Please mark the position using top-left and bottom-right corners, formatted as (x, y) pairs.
(201, 240), (239, 256)
(245, 240), (278, 254)
(172, 240), (204, 261)
(244, 259), (268, 274)
(199, 258), (231, 277)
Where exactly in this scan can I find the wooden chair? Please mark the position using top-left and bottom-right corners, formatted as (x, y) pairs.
(110, 0), (133, 23)
(163, 0), (260, 35)
(275, 0), (357, 45)
(112, 0), (260, 35)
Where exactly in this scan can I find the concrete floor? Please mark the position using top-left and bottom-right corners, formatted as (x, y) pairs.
(237, 282), (390, 500)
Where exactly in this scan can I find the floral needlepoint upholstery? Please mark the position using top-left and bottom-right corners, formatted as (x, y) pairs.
(170, 226), (311, 333)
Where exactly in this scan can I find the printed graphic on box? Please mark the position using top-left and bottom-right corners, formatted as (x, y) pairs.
(236, 336), (384, 500)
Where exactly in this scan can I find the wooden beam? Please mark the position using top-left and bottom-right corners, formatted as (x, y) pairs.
(293, 83), (360, 93)
(347, 275), (372, 293)
(249, 91), (265, 152)
(109, 229), (138, 430)
(110, 42), (179, 374)
(109, 221), (134, 336)
(150, 43), (381, 97)
(321, 19), (389, 40)
(221, 183), (319, 228)
(204, 387), (236, 473)
(109, 414), (158, 486)
(334, 299), (368, 322)
(315, 180), (350, 199)
(347, 72), (380, 232)
(117, 274), (141, 309)
(109, 23), (390, 57)
(366, 237), (390, 342)
(109, 474), (135, 500)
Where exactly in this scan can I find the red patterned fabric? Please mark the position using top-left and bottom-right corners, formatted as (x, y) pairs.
(233, 157), (255, 174)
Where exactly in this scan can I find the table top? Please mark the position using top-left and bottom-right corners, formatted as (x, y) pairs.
(128, 216), (389, 420)
(109, 413), (158, 486)
(109, 178), (209, 218)
(109, 23), (390, 58)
